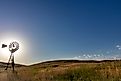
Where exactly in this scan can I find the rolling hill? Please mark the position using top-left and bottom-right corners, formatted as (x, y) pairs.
(0, 60), (121, 81)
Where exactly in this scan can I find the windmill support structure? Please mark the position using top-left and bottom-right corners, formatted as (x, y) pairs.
(5, 52), (15, 72)
(2, 41), (19, 72)
(12, 54), (14, 72)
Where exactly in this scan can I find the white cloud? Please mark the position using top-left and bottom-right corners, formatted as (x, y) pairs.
(116, 45), (120, 48)
(93, 54), (96, 57)
(97, 54), (100, 57)
(87, 54), (91, 58)
(71, 53), (105, 60)
(78, 56), (81, 58)
(83, 54), (86, 57)
(116, 44), (121, 50)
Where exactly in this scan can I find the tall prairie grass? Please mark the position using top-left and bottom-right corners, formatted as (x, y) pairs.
(13, 60), (121, 81)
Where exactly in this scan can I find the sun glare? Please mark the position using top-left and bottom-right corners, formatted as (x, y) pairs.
(0, 33), (29, 63)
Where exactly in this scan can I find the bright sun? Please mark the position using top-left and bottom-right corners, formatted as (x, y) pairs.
(0, 33), (30, 64)
(0, 33), (29, 64)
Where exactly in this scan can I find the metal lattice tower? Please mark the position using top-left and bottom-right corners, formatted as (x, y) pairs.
(2, 41), (19, 72)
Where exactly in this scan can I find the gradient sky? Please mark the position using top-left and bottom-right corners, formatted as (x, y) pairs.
(0, 0), (121, 64)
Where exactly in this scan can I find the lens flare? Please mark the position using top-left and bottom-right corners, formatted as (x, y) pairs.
(0, 32), (29, 64)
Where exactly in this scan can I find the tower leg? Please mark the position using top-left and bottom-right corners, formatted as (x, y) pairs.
(5, 53), (13, 70)
(12, 55), (14, 72)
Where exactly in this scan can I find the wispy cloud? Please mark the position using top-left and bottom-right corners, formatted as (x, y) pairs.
(116, 45), (121, 50)
(72, 54), (104, 60)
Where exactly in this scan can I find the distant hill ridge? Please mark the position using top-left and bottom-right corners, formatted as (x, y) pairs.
(30, 59), (121, 66)
(0, 59), (121, 67)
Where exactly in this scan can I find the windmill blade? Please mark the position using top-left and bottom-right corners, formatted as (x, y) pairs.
(9, 42), (19, 53)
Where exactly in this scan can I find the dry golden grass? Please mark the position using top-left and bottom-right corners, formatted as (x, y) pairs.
(1, 60), (121, 81)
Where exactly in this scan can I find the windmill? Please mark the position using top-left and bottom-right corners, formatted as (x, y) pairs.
(2, 41), (19, 72)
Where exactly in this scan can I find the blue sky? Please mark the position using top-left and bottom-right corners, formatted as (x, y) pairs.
(0, 0), (121, 64)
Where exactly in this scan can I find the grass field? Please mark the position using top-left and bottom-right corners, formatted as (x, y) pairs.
(1, 60), (121, 81)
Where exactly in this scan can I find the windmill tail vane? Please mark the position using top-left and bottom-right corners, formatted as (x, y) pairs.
(2, 41), (19, 72)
